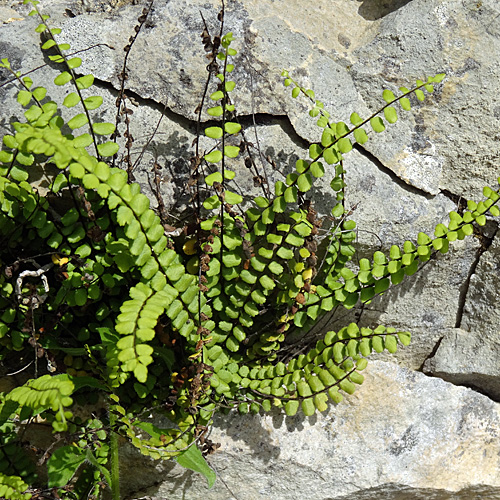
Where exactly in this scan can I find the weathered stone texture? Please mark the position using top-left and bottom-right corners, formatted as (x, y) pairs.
(125, 362), (500, 500)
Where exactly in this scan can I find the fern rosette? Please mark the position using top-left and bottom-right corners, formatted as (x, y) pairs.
(0, 2), (499, 498)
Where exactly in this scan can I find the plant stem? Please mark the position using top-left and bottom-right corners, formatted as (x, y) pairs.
(109, 410), (120, 500)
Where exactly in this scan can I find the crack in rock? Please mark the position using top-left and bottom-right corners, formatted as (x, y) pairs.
(354, 143), (435, 199)
(92, 75), (311, 150)
(454, 224), (497, 328)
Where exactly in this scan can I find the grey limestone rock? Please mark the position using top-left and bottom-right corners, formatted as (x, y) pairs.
(423, 328), (500, 401)
(461, 229), (500, 338)
(423, 230), (500, 399)
(123, 362), (500, 500)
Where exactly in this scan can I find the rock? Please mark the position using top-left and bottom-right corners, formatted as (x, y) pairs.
(6, 0), (500, 199)
(290, 148), (480, 370)
(423, 231), (500, 399)
(123, 362), (500, 500)
(0, 6), (24, 24)
(461, 229), (500, 338)
(423, 328), (500, 401)
(350, 0), (500, 199)
(343, 148), (456, 248)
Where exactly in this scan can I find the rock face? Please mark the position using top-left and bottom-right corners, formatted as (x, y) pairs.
(125, 362), (500, 500)
(1, 0), (500, 498)
(423, 328), (500, 401)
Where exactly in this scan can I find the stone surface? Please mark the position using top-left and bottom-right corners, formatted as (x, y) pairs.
(9, 0), (500, 200)
(348, 0), (500, 199)
(423, 231), (500, 399)
(423, 328), (500, 401)
(325, 237), (479, 371)
(123, 362), (500, 500)
(461, 229), (500, 338)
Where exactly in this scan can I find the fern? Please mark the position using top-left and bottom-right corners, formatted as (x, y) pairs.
(5, 374), (74, 432)
(0, 1), (498, 497)
(0, 473), (30, 500)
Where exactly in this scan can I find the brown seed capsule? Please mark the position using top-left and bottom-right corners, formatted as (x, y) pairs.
(276, 323), (287, 334)
(306, 254), (318, 267)
(305, 238), (317, 253)
(295, 293), (306, 305)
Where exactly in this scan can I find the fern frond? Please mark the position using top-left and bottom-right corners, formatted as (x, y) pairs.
(7, 374), (74, 432)
(0, 473), (31, 500)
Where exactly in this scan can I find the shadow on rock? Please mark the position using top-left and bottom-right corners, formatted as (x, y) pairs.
(356, 0), (413, 20)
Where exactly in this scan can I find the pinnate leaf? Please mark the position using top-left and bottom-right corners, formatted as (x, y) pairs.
(17, 90), (32, 107)
(350, 112), (363, 125)
(310, 161), (325, 178)
(225, 80), (236, 92)
(370, 117), (385, 133)
(67, 57), (82, 69)
(93, 122), (115, 135)
(63, 92), (80, 108)
(210, 90), (224, 100)
(42, 39), (57, 50)
(205, 126), (223, 139)
(338, 137), (352, 153)
(284, 186), (298, 203)
(97, 142), (119, 157)
(74, 133), (93, 148)
(83, 96), (103, 110)
(384, 107), (398, 123)
(33, 87), (47, 100)
(415, 89), (425, 101)
(205, 172), (223, 185)
(336, 121), (349, 137)
(224, 146), (240, 158)
(353, 128), (368, 144)
(54, 71), (72, 86)
(76, 74), (94, 89)
(297, 173), (313, 192)
(207, 106), (223, 117)
(225, 122), (241, 134)
(382, 89), (395, 103)
(323, 146), (340, 164)
(205, 150), (222, 163)
(68, 113), (88, 130)
(400, 97), (411, 111)
(225, 191), (243, 205)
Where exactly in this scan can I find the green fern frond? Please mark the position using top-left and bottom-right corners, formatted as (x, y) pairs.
(7, 374), (74, 432)
(0, 473), (31, 500)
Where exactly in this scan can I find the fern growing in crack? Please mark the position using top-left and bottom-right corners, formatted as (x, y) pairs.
(0, 1), (498, 498)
